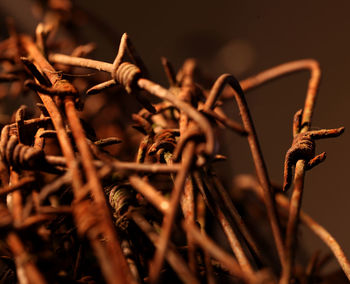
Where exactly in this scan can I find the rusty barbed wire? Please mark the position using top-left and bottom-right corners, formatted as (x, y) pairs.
(0, 2), (347, 284)
(283, 109), (344, 191)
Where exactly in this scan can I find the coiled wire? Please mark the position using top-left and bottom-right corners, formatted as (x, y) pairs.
(114, 62), (141, 93)
(0, 127), (43, 170)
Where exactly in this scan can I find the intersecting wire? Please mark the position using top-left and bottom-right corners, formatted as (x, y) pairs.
(157, 60), (197, 278)
(1, 8), (330, 284)
(128, 175), (250, 282)
(49, 35), (212, 279)
(47, 34), (347, 284)
(49, 37), (215, 156)
(49, 35), (262, 282)
(233, 60), (337, 283)
(50, 47), (280, 280)
(20, 35), (133, 284)
(235, 174), (350, 281)
(204, 74), (287, 269)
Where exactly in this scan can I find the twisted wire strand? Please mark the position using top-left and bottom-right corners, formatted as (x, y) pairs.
(114, 62), (141, 94)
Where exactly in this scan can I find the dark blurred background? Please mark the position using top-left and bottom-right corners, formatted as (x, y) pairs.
(1, 0), (350, 270)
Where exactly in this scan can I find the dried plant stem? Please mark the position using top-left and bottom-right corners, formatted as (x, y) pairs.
(205, 74), (286, 268)
(21, 36), (132, 284)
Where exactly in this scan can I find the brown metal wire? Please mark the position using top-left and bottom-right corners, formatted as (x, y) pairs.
(0, 7), (346, 284)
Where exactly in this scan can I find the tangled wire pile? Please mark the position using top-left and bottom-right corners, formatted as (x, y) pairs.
(0, 1), (348, 283)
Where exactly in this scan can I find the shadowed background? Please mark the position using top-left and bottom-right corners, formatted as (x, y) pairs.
(1, 0), (349, 271)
